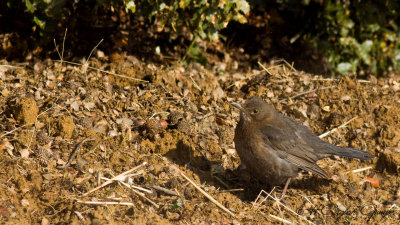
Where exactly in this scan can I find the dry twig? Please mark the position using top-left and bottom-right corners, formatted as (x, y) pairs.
(269, 214), (296, 225)
(350, 166), (373, 174)
(253, 190), (315, 225)
(319, 116), (358, 139)
(57, 138), (95, 169)
(174, 166), (235, 217)
(288, 85), (337, 100)
(83, 162), (147, 196)
(53, 60), (148, 83)
(76, 199), (135, 206)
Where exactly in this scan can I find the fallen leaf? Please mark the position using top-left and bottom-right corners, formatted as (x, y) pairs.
(0, 140), (7, 152)
(20, 148), (30, 158)
(364, 177), (379, 188)
(322, 105), (330, 112)
(160, 120), (168, 129)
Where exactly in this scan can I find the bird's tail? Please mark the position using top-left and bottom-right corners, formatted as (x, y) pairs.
(322, 145), (373, 160)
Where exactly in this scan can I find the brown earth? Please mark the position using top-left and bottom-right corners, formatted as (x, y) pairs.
(1, 53), (400, 224)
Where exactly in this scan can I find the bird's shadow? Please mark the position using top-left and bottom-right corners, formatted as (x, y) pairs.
(164, 139), (333, 202)
(223, 168), (333, 202)
(165, 140), (221, 187)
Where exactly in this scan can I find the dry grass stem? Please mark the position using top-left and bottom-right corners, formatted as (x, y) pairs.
(0, 64), (25, 69)
(301, 195), (327, 225)
(176, 166), (235, 217)
(350, 166), (373, 174)
(57, 138), (95, 169)
(219, 188), (244, 193)
(269, 214), (296, 225)
(319, 116), (358, 139)
(151, 185), (178, 196)
(190, 74), (202, 91)
(130, 186), (160, 208)
(281, 59), (296, 72)
(75, 199), (135, 206)
(257, 61), (273, 76)
(101, 177), (152, 194)
(83, 162), (147, 196)
(289, 85), (337, 100)
(53, 60), (149, 83)
(254, 190), (315, 225)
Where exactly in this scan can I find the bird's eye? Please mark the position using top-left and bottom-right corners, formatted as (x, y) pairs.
(253, 109), (258, 114)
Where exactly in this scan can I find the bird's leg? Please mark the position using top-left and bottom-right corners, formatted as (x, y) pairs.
(280, 177), (291, 199)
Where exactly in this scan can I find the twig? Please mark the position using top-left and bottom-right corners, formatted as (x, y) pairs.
(52, 60), (149, 83)
(91, 170), (158, 208)
(130, 186), (159, 208)
(149, 111), (169, 119)
(269, 214), (296, 225)
(57, 138), (95, 169)
(218, 188), (245, 193)
(101, 177), (152, 194)
(190, 75), (202, 91)
(0, 64), (24, 69)
(254, 190), (315, 225)
(86, 39), (103, 62)
(301, 195), (327, 225)
(311, 77), (370, 83)
(357, 80), (371, 83)
(312, 78), (339, 82)
(212, 175), (231, 189)
(289, 85), (337, 100)
(197, 112), (213, 120)
(282, 59), (296, 72)
(74, 211), (85, 221)
(257, 61), (273, 76)
(82, 162), (147, 196)
(54, 28), (67, 69)
(252, 187), (276, 208)
(350, 166), (373, 174)
(177, 167), (235, 217)
(318, 116), (358, 139)
(1, 123), (34, 138)
(152, 185), (178, 196)
(75, 199), (134, 206)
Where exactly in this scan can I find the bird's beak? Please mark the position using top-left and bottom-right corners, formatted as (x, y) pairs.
(231, 102), (244, 111)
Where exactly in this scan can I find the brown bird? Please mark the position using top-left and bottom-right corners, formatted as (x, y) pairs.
(232, 96), (373, 197)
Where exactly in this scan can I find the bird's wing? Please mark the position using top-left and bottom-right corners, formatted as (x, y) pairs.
(259, 124), (328, 177)
(284, 116), (373, 160)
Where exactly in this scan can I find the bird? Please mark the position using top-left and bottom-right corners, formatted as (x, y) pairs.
(232, 96), (373, 198)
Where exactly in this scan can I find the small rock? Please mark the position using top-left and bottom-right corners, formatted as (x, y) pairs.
(57, 116), (75, 138)
(144, 119), (163, 138)
(168, 111), (183, 125)
(14, 97), (39, 125)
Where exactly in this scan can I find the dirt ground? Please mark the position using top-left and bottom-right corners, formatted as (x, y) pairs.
(1, 51), (400, 224)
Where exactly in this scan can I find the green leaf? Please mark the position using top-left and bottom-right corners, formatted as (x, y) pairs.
(25, 0), (35, 13)
(337, 62), (352, 75)
(33, 16), (46, 30)
(359, 40), (373, 64)
(367, 24), (380, 33)
(125, 1), (136, 13)
(234, 0), (250, 14)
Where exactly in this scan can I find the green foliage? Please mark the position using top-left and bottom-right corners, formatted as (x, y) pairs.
(307, 0), (400, 75)
(124, 0), (250, 42)
(24, 0), (67, 35)
(3, 0), (400, 76)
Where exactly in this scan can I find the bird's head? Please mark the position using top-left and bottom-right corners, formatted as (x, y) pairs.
(231, 97), (276, 124)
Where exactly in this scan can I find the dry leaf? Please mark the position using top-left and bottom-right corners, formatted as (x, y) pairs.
(160, 120), (168, 129)
(364, 177), (379, 188)
(322, 105), (330, 112)
(20, 148), (30, 158)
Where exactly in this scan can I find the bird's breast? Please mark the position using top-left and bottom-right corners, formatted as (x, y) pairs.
(234, 123), (298, 185)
